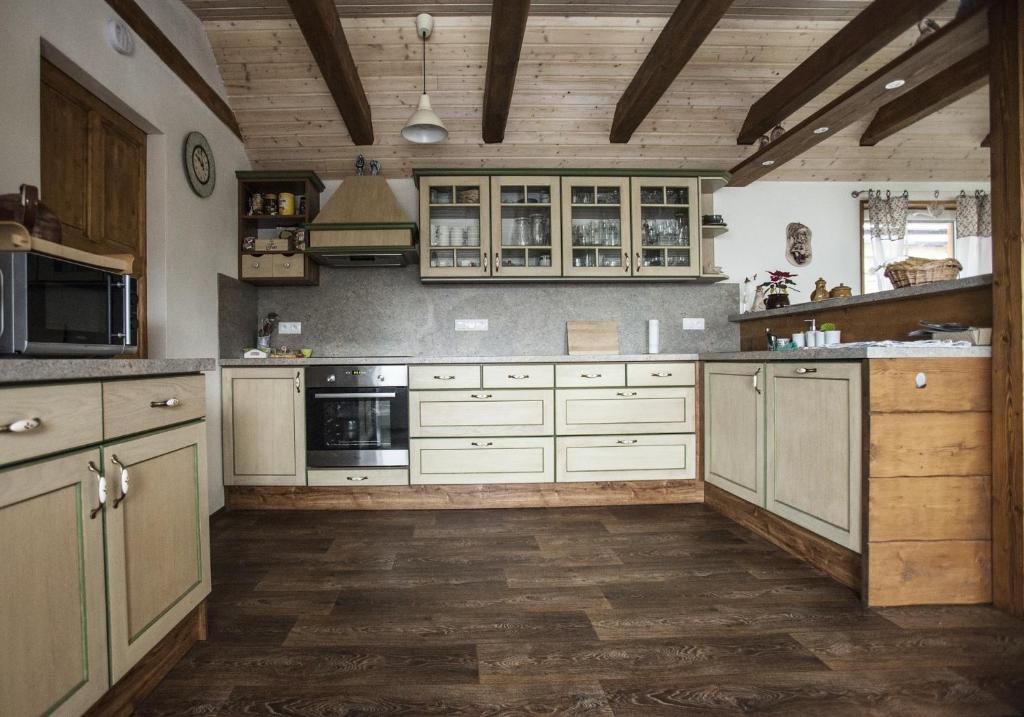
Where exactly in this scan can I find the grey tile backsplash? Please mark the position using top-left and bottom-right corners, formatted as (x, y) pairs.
(218, 267), (740, 358)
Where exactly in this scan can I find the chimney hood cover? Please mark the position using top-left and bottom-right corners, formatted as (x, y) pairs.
(305, 176), (417, 261)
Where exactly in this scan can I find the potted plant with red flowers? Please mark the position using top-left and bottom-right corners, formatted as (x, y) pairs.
(760, 270), (798, 310)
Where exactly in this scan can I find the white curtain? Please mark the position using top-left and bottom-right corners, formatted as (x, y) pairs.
(955, 190), (992, 275)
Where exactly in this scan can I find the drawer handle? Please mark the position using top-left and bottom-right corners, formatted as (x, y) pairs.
(88, 461), (106, 519)
(617, 391), (638, 397)
(110, 454), (130, 509)
(471, 393), (493, 399)
(252, 262), (260, 268)
(651, 372), (672, 378)
(471, 441), (494, 447)
(581, 373), (602, 379)
(507, 374), (530, 380)
(617, 439), (638, 445)
(434, 375), (456, 380)
(795, 367), (818, 374)
(346, 476), (370, 482)
(150, 398), (181, 408)
(283, 262), (292, 269)
(0, 417), (41, 433)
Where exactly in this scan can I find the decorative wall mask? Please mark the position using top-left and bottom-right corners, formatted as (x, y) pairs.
(786, 222), (812, 266)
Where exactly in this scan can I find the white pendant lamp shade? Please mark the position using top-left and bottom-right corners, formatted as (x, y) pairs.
(402, 13), (447, 144)
(402, 93), (448, 143)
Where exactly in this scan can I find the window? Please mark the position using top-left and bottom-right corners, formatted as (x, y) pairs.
(860, 201), (956, 294)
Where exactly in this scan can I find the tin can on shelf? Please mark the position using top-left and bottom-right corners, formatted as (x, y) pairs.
(278, 192), (296, 216)
(263, 193), (278, 215)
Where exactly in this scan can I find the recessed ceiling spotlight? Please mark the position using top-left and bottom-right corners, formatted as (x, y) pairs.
(813, 126), (830, 134)
(884, 79), (906, 90)
(761, 159), (776, 166)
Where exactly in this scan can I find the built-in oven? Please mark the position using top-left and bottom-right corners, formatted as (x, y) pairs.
(305, 365), (409, 468)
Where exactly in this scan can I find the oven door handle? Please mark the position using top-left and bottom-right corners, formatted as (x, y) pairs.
(312, 392), (398, 399)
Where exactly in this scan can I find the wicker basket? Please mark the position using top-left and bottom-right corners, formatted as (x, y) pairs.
(883, 257), (962, 289)
(457, 188), (480, 203)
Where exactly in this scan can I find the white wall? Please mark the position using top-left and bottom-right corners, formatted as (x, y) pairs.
(0, 0), (250, 513)
(715, 181), (990, 307)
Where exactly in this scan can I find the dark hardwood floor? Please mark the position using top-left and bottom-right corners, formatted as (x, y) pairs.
(135, 503), (1024, 716)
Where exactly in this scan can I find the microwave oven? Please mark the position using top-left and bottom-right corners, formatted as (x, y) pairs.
(0, 251), (138, 357)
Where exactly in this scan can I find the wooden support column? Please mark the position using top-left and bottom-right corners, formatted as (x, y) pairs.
(989, 0), (1024, 618)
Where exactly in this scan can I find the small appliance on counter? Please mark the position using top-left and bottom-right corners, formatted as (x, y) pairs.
(305, 365), (409, 468)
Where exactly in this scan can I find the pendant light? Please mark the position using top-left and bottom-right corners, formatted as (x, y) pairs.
(402, 13), (448, 144)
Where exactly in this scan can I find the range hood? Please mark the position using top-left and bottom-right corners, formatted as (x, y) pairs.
(304, 176), (418, 267)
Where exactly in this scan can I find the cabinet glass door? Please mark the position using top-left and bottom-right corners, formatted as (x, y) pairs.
(561, 177), (632, 277)
(631, 178), (700, 277)
(490, 177), (562, 277)
(420, 177), (490, 278)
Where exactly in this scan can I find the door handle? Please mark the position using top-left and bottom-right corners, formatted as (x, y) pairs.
(581, 373), (602, 379)
(617, 439), (638, 445)
(617, 391), (638, 397)
(88, 461), (106, 519)
(507, 374), (530, 380)
(346, 476), (369, 482)
(482, 252), (489, 273)
(313, 393), (397, 399)
(0, 417), (42, 433)
(110, 454), (129, 509)
(635, 251), (641, 272)
(623, 251), (629, 272)
(470, 393), (493, 399)
(434, 375), (456, 380)
(295, 371), (301, 393)
(795, 367), (818, 374)
(651, 372), (672, 378)
(471, 441), (494, 447)
(150, 398), (181, 408)
(752, 367), (762, 394)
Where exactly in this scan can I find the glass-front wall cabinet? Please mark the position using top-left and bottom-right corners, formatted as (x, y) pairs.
(631, 178), (700, 277)
(490, 177), (562, 277)
(419, 176), (490, 278)
(561, 177), (632, 277)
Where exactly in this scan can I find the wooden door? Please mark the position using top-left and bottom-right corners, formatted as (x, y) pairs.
(561, 177), (632, 277)
(222, 368), (306, 485)
(630, 178), (700, 277)
(766, 362), (862, 552)
(40, 59), (148, 355)
(104, 422), (211, 682)
(419, 177), (491, 278)
(703, 362), (766, 505)
(489, 176), (562, 277)
(0, 449), (109, 717)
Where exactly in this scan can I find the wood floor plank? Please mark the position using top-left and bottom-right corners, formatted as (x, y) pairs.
(602, 576), (860, 608)
(331, 585), (614, 615)
(392, 547), (624, 570)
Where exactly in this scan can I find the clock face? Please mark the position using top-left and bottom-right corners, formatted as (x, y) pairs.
(183, 131), (216, 197)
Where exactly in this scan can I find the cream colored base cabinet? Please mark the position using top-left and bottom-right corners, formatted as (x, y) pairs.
(557, 434), (695, 482)
(703, 362), (766, 506)
(104, 422), (212, 682)
(223, 368), (306, 485)
(411, 437), (555, 484)
(555, 387), (695, 435)
(0, 450), (109, 717)
(766, 363), (862, 552)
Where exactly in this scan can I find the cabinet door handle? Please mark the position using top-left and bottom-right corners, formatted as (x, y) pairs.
(482, 252), (489, 273)
(150, 398), (181, 408)
(617, 439), (638, 445)
(617, 391), (638, 397)
(434, 375), (456, 380)
(623, 251), (629, 272)
(0, 417), (41, 433)
(295, 371), (302, 393)
(495, 252), (500, 273)
(507, 374), (529, 380)
(651, 372), (672, 377)
(110, 454), (129, 509)
(795, 367), (818, 374)
(581, 373), (602, 379)
(471, 441), (494, 447)
(752, 367), (762, 394)
(635, 251), (641, 272)
(471, 393), (493, 399)
(346, 476), (369, 482)
(88, 461), (106, 519)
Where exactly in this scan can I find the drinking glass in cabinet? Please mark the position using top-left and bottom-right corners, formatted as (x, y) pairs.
(501, 185), (526, 204)
(640, 186), (664, 204)
(572, 187), (595, 204)
(666, 249), (691, 267)
(429, 186), (454, 204)
(429, 249), (455, 268)
(665, 186), (689, 204)
(527, 185), (551, 204)
(596, 186), (621, 204)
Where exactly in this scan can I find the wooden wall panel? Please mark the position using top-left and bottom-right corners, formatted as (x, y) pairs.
(869, 412), (991, 478)
(196, 14), (989, 180)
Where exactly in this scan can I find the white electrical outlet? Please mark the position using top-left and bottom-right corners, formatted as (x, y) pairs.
(682, 318), (705, 331)
(455, 319), (489, 332)
(279, 322), (302, 334)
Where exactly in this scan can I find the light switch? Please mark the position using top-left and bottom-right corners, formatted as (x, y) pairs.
(279, 322), (302, 334)
(455, 319), (489, 332)
(682, 318), (705, 330)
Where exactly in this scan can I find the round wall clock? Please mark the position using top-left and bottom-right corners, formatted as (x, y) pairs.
(183, 131), (216, 198)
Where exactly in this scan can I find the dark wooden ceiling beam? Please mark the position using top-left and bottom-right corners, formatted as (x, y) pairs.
(103, 0), (242, 139)
(860, 49), (989, 146)
(727, 2), (990, 187)
(737, 0), (946, 145)
(610, 0), (733, 144)
(285, 0), (373, 145)
(482, 0), (531, 143)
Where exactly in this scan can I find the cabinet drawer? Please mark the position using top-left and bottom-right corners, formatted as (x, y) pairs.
(410, 437), (554, 484)
(555, 363), (626, 387)
(556, 387), (695, 435)
(868, 358), (991, 413)
(557, 434), (695, 482)
(103, 374), (206, 439)
(308, 468), (409, 486)
(0, 382), (102, 466)
(410, 389), (554, 437)
(241, 254), (274, 278)
(273, 253), (305, 278)
(483, 364), (554, 388)
(627, 362), (696, 387)
(409, 364), (481, 389)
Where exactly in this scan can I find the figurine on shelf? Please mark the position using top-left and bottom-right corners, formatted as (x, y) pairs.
(810, 277), (829, 302)
(751, 286), (767, 312)
(355, 154), (366, 176)
(369, 159), (381, 176)
(241, 235), (256, 251)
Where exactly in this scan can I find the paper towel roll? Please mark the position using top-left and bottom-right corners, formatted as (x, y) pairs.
(648, 319), (660, 354)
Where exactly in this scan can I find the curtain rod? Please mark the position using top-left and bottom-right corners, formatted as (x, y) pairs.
(850, 188), (988, 199)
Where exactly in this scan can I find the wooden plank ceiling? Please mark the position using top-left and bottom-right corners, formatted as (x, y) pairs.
(193, 1), (989, 181)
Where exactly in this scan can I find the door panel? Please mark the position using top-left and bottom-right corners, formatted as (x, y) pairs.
(410, 389), (554, 437)
(703, 362), (765, 505)
(557, 434), (694, 482)
(40, 78), (90, 245)
(0, 449), (108, 717)
(98, 118), (145, 254)
(410, 437), (554, 484)
(556, 387), (694, 435)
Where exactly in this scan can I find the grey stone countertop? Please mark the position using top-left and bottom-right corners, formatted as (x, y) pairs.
(0, 358), (216, 385)
(220, 353), (701, 366)
(728, 274), (992, 323)
(702, 346), (992, 361)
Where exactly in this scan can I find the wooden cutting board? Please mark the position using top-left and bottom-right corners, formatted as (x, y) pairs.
(567, 321), (620, 355)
